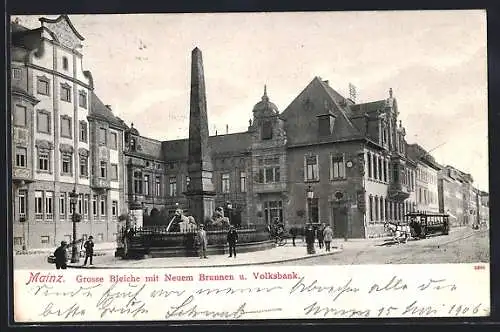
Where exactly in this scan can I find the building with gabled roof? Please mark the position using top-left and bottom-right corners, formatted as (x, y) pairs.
(10, 15), (127, 250)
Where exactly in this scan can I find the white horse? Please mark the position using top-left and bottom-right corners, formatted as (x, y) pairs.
(384, 221), (411, 244)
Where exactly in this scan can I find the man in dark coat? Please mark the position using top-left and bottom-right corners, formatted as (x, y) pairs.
(54, 241), (68, 270)
(305, 224), (316, 254)
(83, 236), (94, 266)
(227, 225), (238, 258)
(289, 226), (298, 247)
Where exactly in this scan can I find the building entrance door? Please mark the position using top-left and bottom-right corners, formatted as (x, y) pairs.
(332, 206), (348, 238)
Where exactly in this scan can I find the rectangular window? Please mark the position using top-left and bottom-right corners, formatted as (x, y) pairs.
(378, 158), (383, 181)
(60, 116), (72, 138)
(112, 201), (118, 218)
(100, 161), (107, 178)
(61, 154), (72, 174)
(14, 237), (23, 246)
(14, 105), (27, 127)
(19, 190), (27, 217)
(60, 84), (71, 102)
(62, 56), (69, 70)
(240, 171), (246, 192)
(38, 150), (50, 171)
(373, 155), (378, 180)
(305, 155), (319, 181)
(37, 110), (50, 134)
(37, 78), (50, 95)
(15, 147), (27, 167)
(169, 177), (177, 196)
(78, 90), (87, 108)
(383, 160), (388, 182)
(99, 128), (107, 145)
(261, 121), (273, 140)
(110, 164), (118, 181)
(134, 171), (142, 194)
(79, 156), (88, 177)
(144, 175), (150, 195)
(100, 197), (106, 216)
(12, 67), (22, 79)
(155, 176), (161, 196)
(40, 236), (50, 244)
(331, 154), (345, 179)
(35, 191), (43, 220)
(110, 132), (118, 150)
(92, 195), (98, 216)
(79, 121), (87, 142)
(59, 193), (66, 218)
(367, 154), (372, 179)
(45, 191), (53, 220)
(84, 194), (89, 218)
(221, 173), (230, 193)
(369, 196), (373, 221)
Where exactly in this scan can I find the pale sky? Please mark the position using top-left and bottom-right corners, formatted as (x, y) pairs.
(14, 10), (488, 191)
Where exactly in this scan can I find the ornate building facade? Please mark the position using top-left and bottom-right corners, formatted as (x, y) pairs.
(10, 16), (127, 249)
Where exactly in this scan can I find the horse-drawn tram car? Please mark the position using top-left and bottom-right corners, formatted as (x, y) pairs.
(405, 212), (450, 239)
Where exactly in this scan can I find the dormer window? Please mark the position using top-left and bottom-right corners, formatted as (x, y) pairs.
(317, 114), (335, 137)
(130, 138), (136, 151)
(261, 121), (273, 140)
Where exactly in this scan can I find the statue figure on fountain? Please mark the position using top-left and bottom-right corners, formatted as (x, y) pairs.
(167, 207), (198, 232)
(209, 206), (231, 227)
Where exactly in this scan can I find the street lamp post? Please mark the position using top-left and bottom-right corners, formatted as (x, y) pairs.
(306, 186), (314, 224)
(20, 217), (26, 251)
(69, 188), (80, 263)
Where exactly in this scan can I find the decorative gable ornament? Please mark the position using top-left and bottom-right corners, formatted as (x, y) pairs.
(40, 15), (84, 50)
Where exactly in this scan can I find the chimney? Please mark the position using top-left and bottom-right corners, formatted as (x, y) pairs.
(226, 124), (229, 134)
(323, 80), (329, 85)
(105, 104), (112, 110)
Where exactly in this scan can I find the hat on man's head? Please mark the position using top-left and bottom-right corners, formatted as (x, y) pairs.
(88, 236), (93, 240)
(61, 241), (67, 246)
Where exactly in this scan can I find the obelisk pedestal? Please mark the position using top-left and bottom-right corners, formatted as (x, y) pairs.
(184, 47), (216, 225)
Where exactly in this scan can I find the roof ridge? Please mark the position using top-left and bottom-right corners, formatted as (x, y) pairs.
(318, 80), (360, 137)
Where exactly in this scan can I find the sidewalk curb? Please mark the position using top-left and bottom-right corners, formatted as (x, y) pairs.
(67, 248), (343, 269)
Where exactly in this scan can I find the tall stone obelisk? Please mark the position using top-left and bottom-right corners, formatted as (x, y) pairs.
(185, 47), (216, 225)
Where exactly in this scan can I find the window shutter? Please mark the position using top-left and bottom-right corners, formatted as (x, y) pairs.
(329, 154), (333, 180)
(303, 156), (307, 181)
(315, 155), (320, 181)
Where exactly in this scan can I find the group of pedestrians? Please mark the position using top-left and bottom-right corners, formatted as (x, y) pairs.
(304, 223), (334, 254)
(53, 236), (95, 269)
(196, 224), (238, 259)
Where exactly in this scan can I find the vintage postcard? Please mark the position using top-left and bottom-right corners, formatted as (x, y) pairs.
(10, 10), (489, 322)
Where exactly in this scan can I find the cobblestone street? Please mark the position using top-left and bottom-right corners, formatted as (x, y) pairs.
(272, 226), (489, 266)
(14, 226), (488, 270)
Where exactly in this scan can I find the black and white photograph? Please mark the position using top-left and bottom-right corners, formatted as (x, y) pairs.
(9, 10), (490, 322)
